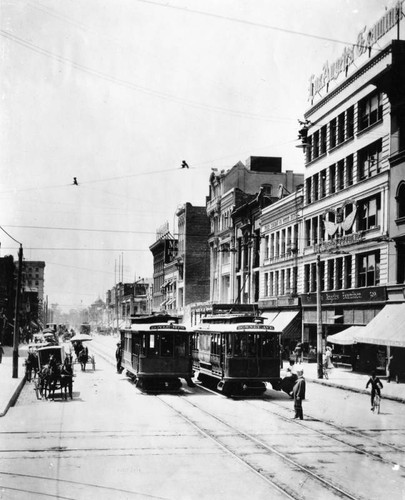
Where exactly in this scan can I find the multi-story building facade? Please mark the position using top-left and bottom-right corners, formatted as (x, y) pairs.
(299, 2), (405, 374)
(259, 188), (303, 352)
(206, 156), (304, 305)
(105, 280), (152, 330)
(149, 222), (178, 313)
(174, 203), (210, 317)
(22, 260), (46, 328)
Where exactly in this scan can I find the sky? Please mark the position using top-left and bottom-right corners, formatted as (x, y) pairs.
(0, 0), (390, 311)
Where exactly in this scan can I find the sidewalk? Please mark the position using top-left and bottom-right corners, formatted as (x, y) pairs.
(0, 344), (27, 417)
(283, 360), (405, 404)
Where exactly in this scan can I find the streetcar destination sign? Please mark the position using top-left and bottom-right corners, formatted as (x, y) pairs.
(236, 324), (275, 330)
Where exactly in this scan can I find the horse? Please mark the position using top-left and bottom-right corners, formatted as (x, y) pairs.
(78, 348), (88, 371)
(46, 363), (61, 401)
(37, 365), (51, 399)
(60, 363), (74, 400)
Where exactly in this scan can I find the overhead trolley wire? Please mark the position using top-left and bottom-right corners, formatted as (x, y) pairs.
(134, 0), (384, 53)
(0, 29), (291, 123)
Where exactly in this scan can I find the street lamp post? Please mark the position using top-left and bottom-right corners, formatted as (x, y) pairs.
(316, 253), (323, 379)
(13, 244), (23, 378)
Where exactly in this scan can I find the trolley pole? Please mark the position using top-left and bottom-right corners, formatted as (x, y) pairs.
(12, 244), (23, 378)
(316, 253), (323, 379)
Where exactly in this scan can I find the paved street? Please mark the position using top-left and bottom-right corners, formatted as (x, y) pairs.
(0, 338), (404, 499)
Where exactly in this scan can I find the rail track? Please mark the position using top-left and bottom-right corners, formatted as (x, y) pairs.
(156, 393), (366, 500)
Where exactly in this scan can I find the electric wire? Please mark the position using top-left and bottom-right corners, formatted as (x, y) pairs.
(0, 29), (292, 123)
(134, 0), (385, 53)
(0, 225), (22, 245)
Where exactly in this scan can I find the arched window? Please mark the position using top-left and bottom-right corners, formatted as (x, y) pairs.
(397, 182), (405, 219)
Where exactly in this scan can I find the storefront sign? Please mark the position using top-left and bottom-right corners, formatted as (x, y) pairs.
(317, 231), (364, 252)
(308, 0), (404, 100)
(301, 286), (386, 306)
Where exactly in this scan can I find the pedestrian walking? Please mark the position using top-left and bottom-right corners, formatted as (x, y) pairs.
(366, 371), (383, 410)
(387, 355), (399, 383)
(294, 343), (302, 364)
(0, 342), (4, 363)
(292, 369), (306, 420)
(116, 342), (123, 373)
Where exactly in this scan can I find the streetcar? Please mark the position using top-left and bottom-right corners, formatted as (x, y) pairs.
(120, 314), (194, 392)
(192, 305), (282, 396)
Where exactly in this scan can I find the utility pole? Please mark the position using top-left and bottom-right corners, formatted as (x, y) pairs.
(13, 244), (23, 378)
(316, 253), (323, 379)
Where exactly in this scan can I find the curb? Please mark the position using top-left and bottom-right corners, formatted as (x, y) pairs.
(309, 378), (405, 404)
(0, 375), (26, 417)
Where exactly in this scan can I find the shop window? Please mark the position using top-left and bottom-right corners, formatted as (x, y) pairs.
(320, 170), (327, 197)
(312, 216), (319, 245)
(357, 140), (382, 180)
(346, 155), (353, 186)
(310, 263), (316, 292)
(357, 252), (380, 287)
(337, 160), (345, 190)
(344, 255), (352, 289)
(286, 268), (291, 294)
(329, 164), (336, 193)
(313, 130), (320, 158)
(280, 270), (285, 295)
(330, 118), (337, 149)
(313, 174), (319, 201)
(306, 177), (312, 204)
(264, 235), (269, 260)
(346, 106), (354, 138)
(397, 182), (405, 219)
(358, 93), (383, 131)
(305, 219), (311, 246)
(327, 260), (334, 290)
(320, 125), (327, 154)
(336, 258), (343, 290)
(320, 261), (325, 291)
(358, 195), (380, 231)
(338, 112), (345, 144)
(270, 234), (274, 258)
(304, 265), (310, 293)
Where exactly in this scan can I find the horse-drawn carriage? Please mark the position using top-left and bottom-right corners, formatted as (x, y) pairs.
(33, 345), (74, 400)
(70, 335), (96, 371)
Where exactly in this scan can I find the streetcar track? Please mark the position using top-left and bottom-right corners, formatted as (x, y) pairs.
(246, 397), (405, 464)
(157, 394), (363, 500)
(0, 470), (168, 499)
(196, 378), (405, 461)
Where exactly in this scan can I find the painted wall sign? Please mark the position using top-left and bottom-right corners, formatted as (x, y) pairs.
(301, 286), (386, 306)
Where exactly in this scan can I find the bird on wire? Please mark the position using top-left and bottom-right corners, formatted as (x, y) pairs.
(73, 177), (79, 185)
(181, 160), (189, 169)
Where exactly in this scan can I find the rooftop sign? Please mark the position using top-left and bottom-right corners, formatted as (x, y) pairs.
(308, 1), (404, 101)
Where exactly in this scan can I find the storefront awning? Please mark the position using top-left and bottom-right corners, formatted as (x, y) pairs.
(264, 310), (301, 339)
(326, 326), (364, 346)
(353, 303), (405, 347)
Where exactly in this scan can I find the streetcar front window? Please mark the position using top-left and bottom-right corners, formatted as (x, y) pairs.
(247, 333), (259, 356)
(147, 334), (159, 357)
(174, 333), (186, 356)
(261, 334), (277, 357)
(160, 334), (173, 357)
(234, 333), (247, 357)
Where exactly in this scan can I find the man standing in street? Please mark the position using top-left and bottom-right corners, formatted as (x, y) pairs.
(115, 342), (122, 373)
(292, 369), (306, 420)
